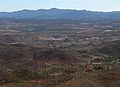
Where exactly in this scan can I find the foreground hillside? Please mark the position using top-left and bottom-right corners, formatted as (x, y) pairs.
(0, 43), (119, 87)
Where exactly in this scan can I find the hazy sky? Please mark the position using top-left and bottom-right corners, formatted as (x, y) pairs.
(0, 0), (120, 12)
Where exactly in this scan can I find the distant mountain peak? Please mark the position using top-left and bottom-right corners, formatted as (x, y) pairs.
(50, 8), (59, 10)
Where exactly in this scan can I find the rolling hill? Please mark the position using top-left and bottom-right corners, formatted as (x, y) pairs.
(0, 8), (120, 20)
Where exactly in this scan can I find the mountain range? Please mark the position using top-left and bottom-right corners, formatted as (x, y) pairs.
(0, 8), (120, 20)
